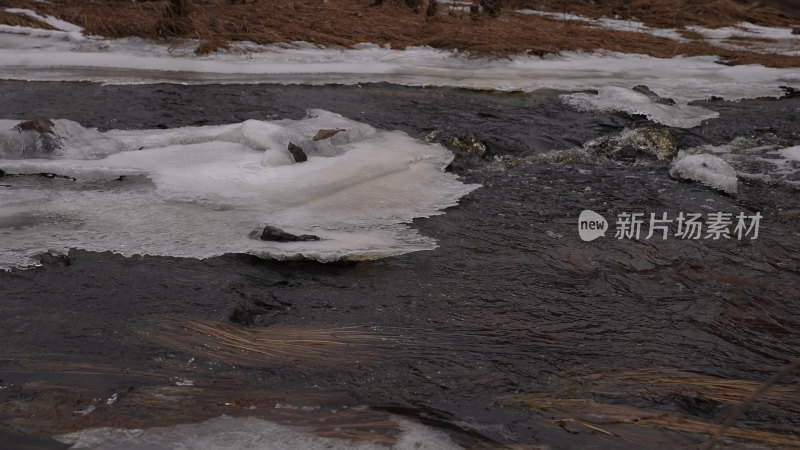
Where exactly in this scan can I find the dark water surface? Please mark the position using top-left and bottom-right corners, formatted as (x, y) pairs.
(1, 82), (799, 448)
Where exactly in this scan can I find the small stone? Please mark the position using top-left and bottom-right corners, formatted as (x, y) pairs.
(259, 225), (320, 242)
(38, 251), (71, 266)
(287, 142), (308, 163)
(632, 85), (676, 105)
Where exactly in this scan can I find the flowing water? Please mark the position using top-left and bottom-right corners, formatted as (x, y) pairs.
(1, 81), (799, 449)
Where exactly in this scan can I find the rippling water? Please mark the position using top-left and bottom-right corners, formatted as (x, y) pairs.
(1, 82), (799, 449)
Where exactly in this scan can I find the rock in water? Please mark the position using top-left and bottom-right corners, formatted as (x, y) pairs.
(632, 85), (676, 105)
(440, 136), (491, 170)
(38, 250), (71, 266)
(259, 225), (320, 242)
(669, 153), (738, 195)
(287, 142), (308, 163)
(585, 128), (678, 161)
(312, 128), (346, 141)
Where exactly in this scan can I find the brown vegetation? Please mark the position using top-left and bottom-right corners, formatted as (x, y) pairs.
(0, 0), (798, 66)
(509, 0), (799, 28)
(0, 8), (55, 29)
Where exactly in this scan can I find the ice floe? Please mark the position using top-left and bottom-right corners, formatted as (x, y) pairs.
(55, 415), (461, 450)
(0, 110), (479, 269)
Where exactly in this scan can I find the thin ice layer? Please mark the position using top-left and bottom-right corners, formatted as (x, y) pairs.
(54, 415), (461, 450)
(561, 86), (719, 128)
(0, 110), (479, 269)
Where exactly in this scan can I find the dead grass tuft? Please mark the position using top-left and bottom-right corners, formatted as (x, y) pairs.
(143, 319), (393, 368)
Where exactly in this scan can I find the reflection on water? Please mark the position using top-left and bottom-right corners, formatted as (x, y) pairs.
(0, 82), (799, 448)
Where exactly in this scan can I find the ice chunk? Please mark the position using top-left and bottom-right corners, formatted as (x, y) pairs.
(54, 415), (461, 450)
(669, 153), (738, 194)
(778, 145), (800, 161)
(0, 111), (479, 269)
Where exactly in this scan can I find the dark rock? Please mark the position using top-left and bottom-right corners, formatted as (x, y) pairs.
(38, 251), (71, 267)
(436, 135), (492, 171)
(259, 225), (320, 242)
(632, 85), (676, 105)
(780, 86), (800, 98)
(312, 128), (346, 141)
(288, 142), (308, 163)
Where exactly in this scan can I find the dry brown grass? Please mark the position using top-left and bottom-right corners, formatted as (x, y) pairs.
(0, 9), (55, 29)
(0, 0), (798, 66)
(509, 0), (799, 28)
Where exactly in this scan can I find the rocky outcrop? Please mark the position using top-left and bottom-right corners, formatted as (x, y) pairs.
(38, 251), (71, 267)
(287, 142), (308, 163)
(432, 134), (493, 171)
(585, 127), (678, 161)
(259, 225), (320, 242)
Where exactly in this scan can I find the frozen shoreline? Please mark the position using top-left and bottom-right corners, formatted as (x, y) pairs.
(1, 9), (800, 128)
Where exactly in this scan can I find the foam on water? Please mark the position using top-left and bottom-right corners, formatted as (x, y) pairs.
(54, 415), (461, 450)
(0, 110), (479, 269)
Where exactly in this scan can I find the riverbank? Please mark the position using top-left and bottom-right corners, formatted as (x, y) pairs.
(1, 0), (799, 66)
